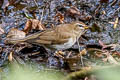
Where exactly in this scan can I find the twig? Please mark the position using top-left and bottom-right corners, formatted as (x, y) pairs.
(66, 52), (72, 58)
(112, 7), (120, 16)
(110, 0), (118, 6)
(104, 51), (118, 64)
(33, 0), (43, 21)
(77, 38), (84, 67)
(40, 7), (45, 22)
(0, 52), (9, 66)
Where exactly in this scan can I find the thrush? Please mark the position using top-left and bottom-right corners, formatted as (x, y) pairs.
(6, 21), (89, 50)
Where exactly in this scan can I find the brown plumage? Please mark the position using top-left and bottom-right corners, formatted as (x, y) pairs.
(6, 21), (88, 50)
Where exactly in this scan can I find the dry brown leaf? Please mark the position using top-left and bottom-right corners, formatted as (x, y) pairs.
(23, 19), (45, 34)
(101, 10), (106, 15)
(54, 12), (64, 23)
(82, 15), (92, 21)
(77, 49), (87, 57)
(95, 52), (103, 58)
(31, 19), (40, 29)
(0, 26), (4, 35)
(7, 28), (26, 40)
(66, 6), (92, 21)
(112, 52), (120, 57)
(100, 0), (109, 3)
(66, 6), (80, 18)
(8, 52), (13, 62)
(37, 20), (45, 30)
(23, 20), (32, 33)
(55, 51), (65, 58)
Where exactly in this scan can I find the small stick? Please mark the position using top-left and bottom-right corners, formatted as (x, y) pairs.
(110, 0), (118, 6)
(33, 0), (44, 21)
(112, 7), (120, 16)
(40, 7), (45, 22)
(77, 38), (84, 67)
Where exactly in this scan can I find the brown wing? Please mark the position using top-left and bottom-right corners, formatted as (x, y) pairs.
(31, 29), (71, 45)
(25, 24), (74, 45)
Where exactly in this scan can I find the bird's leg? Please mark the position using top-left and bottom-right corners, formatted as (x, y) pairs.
(76, 38), (84, 67)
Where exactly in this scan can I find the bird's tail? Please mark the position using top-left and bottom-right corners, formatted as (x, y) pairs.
(5, 32), (42, 44)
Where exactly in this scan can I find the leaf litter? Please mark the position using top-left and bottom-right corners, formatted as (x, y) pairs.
(0, 0), (120, 80)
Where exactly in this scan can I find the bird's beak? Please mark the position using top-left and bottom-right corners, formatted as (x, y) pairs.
(84, 26), (89, 29)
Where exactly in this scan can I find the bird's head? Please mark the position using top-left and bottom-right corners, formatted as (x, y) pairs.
(71, 21), (89, 35)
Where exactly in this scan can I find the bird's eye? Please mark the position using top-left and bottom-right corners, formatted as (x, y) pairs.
(76, 24), (83, 27)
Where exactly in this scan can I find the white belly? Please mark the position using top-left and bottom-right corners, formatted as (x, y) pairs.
(52, 38), (76, 50)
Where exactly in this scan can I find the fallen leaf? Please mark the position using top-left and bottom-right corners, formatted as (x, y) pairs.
(32, 19), (44, 30)
(23, 20), (32, 34)
(66, 6), (80, 17)
(55, 51), (65, 59)
(112, 52), (120, 57)
(100, 0), (109, 3)
(101, 10), (106, 15)
(7, 28), (26, 40)
(23, 19), (45, 34)
(77, 49), (87, 57)
(95, 52), (103, 58)
(0, 26), (4, 35)
(66, 6), (92, 21)
(58, 6), (92, 21)
(54, 12), (64, 23)
(82, 15), (92, 21)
